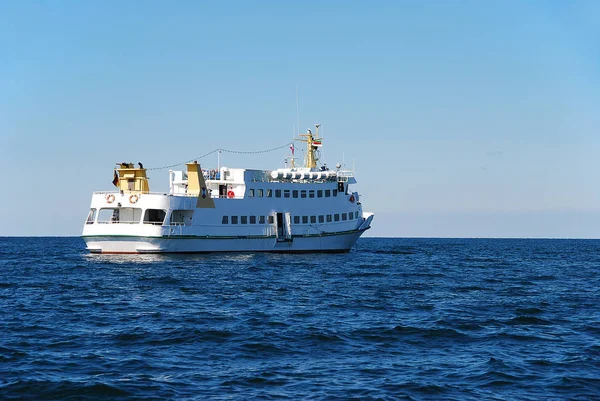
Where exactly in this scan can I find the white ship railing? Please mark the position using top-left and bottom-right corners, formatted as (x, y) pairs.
(93, 191), (243, 199)
(93, 191), (169, 196)
(337, 171), (355, 177)
(97, 220), (142, 224)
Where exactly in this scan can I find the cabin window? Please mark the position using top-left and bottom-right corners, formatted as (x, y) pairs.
(325, 190), (331, 197)
(348, 212), (353, 220)
(257, 189), (263, 197)
(334, 214), (340, 221)
(248, 189), (254, 197)
(127, 179), (135, 191)
(268, 215), (274, 224)
(275, 190), (281, 198)
(302, 216), (308, 224)
(98, 208), (120, 224)
(317, 190), (323, 198)
(232, 216), (239, 224)
(250, 216), (256, 224)
(122, 208), (143, 224)
(301, 190), (307, 198)
(342, 213), (347, 221)
(294, 216), (300, 224)
(355, 211), (359, 219)
(98, 208), (142, 224)
(259, 216), (266, 224)
(284, 190), (290, 198)
(266, 189), (272, 197)
(222, 216), (229, 224)
(327, 214), (332, 222)
(171, 210), (194, 226)
(318, 215), (324, 223)
(310, 216), (316, 224)
(241, 216), (248, 224)
(309, 190), (315, 198)
(86, 209), (96, 224)
(333, 189), (338, 197)
(293, 190), (298, 198)
(144, 209), (166, 225)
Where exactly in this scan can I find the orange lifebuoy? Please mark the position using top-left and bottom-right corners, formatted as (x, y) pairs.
(349, 195), (355, 203)
(227, 191), (235, 199)
(129, 194), (139, 204)
(106, 194), (115, 204)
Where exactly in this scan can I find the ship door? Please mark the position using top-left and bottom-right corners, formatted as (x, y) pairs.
(276, 212), (292, 242)
(284, 212), (292, 240)
(276, 213), (284, 240)
(219, 185), (227, 198)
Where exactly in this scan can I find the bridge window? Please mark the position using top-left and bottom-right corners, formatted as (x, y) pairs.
(309, 190), (315, 198)
(266, 189), (272, 197)
(334, 214), (340, 222)
(333, 189), (338, 197)
(275, 190), (281, 198)
(257, 189), (263, 197)
(293, 190), (298, 198)
(317, 190), (323, 198)
(241, 216), (248, 224)
(294, 216), (300, 224)
(250, 216), (256, 224)
(231, 216), (238, 224)
(310, 216), (316, 223)
(318, 215), (324, 223)
(342, 213), (347, 221)
(248, 189), (254, 197)
(301, 190), (307, 198)
(268, 215), (274, 224)
(325, 190), (331, 197)
(302, 216), (308, 224)
(259, 216), (266, 224)
(284, 190), (290, 198)
(327, 214), (332, 222)
(355, 211), (359, 219)
(222, 216), (229, 224)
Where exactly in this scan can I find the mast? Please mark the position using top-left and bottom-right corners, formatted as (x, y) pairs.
(296, 124), (322, 169)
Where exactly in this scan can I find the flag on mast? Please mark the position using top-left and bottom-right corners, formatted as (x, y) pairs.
(290, 144), (295, 154)
(313, 139), (322, 147)
(112, 170), (119, 187)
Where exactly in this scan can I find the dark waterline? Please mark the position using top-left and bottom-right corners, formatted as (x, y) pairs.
(1, 237), (599, 400)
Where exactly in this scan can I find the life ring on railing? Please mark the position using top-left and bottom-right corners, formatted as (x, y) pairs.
(106, 194), (115, 204)
(129, 194), (139, 204)
(349, 195), (355, 203)
(227, 191), (235, 199)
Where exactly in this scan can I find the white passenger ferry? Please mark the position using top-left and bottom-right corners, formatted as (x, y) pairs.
(82, 125), (374, 254)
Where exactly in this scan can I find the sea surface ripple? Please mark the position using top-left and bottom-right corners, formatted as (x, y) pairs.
(1, 237), (599, 400)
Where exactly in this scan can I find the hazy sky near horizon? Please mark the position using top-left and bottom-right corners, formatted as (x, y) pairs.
(2, 1), (600, 237)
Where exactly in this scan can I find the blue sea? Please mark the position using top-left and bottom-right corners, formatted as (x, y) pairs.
(1, 237), (599, 400)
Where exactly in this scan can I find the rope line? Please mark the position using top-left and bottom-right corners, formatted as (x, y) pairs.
(147, 142), (292, 171)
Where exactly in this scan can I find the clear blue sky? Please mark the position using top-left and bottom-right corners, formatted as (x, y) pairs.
(2, 1), (600, 237)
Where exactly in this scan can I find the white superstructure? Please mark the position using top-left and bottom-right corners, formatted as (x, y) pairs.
(82, 125), (374, 254)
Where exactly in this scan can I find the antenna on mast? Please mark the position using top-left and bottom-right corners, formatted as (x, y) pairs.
(296, 84), (300, 136)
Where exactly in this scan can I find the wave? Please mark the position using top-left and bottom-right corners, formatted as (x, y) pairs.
(0, 380), (132, 401)
(505, 316), (553, 326)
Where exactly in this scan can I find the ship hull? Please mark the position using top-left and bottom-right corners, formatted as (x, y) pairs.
(83, 229), (368, 254)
